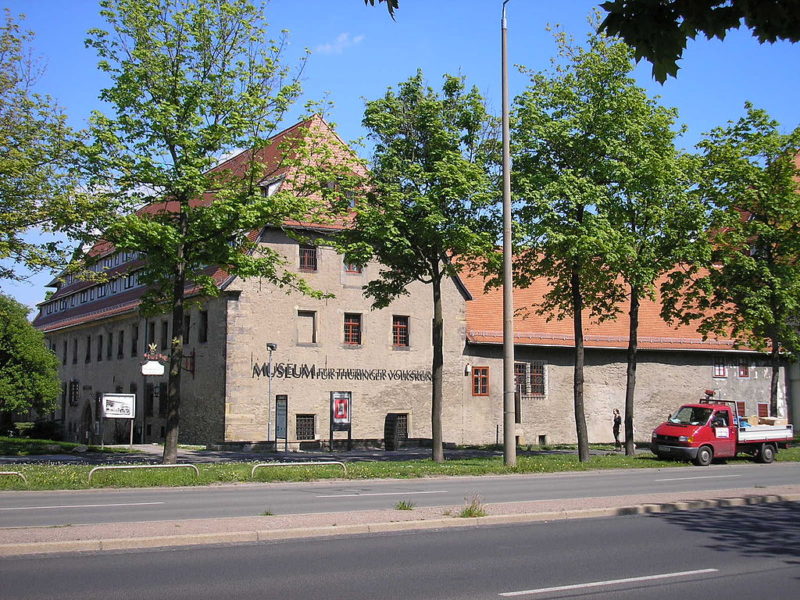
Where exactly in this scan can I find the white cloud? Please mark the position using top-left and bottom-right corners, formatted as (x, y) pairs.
(315, 33), (365, 55)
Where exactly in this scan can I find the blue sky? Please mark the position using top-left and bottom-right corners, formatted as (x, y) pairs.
(4, 0), (799, 311)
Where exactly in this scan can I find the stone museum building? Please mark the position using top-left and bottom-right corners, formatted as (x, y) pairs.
(32, 119), (799, 448)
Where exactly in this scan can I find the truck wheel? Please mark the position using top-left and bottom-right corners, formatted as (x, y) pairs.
(757, 444), (776, 464)
(693, 446), (713, 466)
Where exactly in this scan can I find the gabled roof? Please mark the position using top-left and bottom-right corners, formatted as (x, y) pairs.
(33, 117), (345, 332)
(460, 264), (742, 353)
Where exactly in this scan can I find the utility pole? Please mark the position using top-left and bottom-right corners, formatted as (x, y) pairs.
(501, 0), (516, 467)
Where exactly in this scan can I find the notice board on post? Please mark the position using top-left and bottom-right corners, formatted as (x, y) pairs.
(329, 391), (352, 450)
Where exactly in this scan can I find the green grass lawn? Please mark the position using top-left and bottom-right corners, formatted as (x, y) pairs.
(1, 440), (797, 491)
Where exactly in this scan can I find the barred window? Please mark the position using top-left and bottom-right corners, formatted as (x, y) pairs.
(296, 414), (316, 440)
(737, 359), (750, 378)
(713, 357), (727, 378)
(515, 361), (546, 397)
(299, 245), (317, 272)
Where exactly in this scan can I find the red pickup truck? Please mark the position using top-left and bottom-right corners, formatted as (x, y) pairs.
(651, 398), (794, 466)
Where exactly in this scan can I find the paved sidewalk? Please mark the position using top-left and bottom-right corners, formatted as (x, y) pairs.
(2, 484), (799, 557)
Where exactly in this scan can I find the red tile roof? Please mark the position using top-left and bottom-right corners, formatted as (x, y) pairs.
(460, 263), (741, 352)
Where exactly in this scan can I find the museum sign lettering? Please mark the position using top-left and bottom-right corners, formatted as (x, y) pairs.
(252, 362), (432, 382)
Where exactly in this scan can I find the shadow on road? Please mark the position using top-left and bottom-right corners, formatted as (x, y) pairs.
(654, 501), (800, 562)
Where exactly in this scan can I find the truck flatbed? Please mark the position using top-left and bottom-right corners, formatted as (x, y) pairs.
(738, 424), (794, 444)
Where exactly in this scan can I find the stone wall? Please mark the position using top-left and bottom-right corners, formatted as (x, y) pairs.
(220, 229), (468, 445)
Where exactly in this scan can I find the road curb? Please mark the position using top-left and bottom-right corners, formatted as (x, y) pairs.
(2, 492), (798, 557)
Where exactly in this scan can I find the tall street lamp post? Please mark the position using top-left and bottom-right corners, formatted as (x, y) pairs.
(501, 0), (516, 467)
(266, 342), (277, 443)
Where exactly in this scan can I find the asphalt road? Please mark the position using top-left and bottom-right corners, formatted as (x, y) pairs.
(2, 501), (798, 600)
(1, 462), (798, 527)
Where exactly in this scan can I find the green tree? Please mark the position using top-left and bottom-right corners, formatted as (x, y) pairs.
(599, 0), (800, 82)
(0, 11), (92, 282)
(512, 28), (667, 461)
(363, 0), (398, 19)
(0, 294), (60, 430)
(340, 71), (496, 463)
(602, 112), (703, 456)
(663, 105), (800, 417)
(84, 0), (318, 463)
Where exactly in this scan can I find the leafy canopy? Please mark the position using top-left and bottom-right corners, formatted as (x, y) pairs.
(0, 10), (97, 282)
(0, 294), (60, 417)
(600, 0), (800, 82)
(663, 104), (800, 356)
(342, 70), (497, 306)
(83, 0), (317, 313)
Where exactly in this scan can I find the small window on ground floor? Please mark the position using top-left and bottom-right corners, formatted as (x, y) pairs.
(296, 414), (316, 440)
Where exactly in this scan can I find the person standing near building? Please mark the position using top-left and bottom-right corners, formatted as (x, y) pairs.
(612, 409), (622, 450)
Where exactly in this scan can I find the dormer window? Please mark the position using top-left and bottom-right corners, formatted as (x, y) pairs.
(262, 178), (282, 197)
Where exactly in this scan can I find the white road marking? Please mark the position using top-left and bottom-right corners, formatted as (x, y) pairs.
(316, 490), (447, 498)
(0, 502), (165, 511)
(499, 568), (719, 597)
(655, 474), (741, 482)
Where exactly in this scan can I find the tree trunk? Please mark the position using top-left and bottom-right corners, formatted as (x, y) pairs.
(571, 267), (589, 462)
(624, 285), (639, 456)
(162, 210), (188, 465)
(769, 335), (780, 417)
(431, 270), (445, 463)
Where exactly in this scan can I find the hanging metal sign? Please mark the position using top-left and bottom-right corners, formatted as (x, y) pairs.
(141, 360), (165, 376)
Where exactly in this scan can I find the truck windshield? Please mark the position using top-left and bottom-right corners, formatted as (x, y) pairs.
(669, 406), (713, 426)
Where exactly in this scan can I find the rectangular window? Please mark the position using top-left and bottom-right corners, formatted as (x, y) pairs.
(344, 262), (362, 274)
(515, 361), (546, 397)
(145, 383), (154, 417)
(80, 290), (88, 303)
(73, 338), (78, 364)
(183, 314), (191, 344)
(147, 321), (156, 348)
(158, 382), (168, 417)
(116, 330), (124, 359)
(296, 415), (316, 440)
(392, 315), (409, 347)
(343, 313), (362, 345)
(299, 244), (317, 272)
(297, 310), (317, 344)
(62, 340), (67, 365)
(738, 359), (750, 378)
(97, 335), (103, 361)
(758, 402), (769, 418)
(85, 335), (92, 363)
(472, 367), (489, 396)
(131, 325), (139, 357)
(97, 284), (106, 298)
(160, 320), (169, 350)
(106, 332), (113, 360)
(125, 273), (135, 289)
(199, 310), (208, 343)
(736, 401), (746, 418)
(713, 357), (727, 378)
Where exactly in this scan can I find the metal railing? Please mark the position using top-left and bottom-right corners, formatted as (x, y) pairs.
(250, 461), (348, 478)
(88, 463), (200, 482)
(0, 471), (27, 484)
